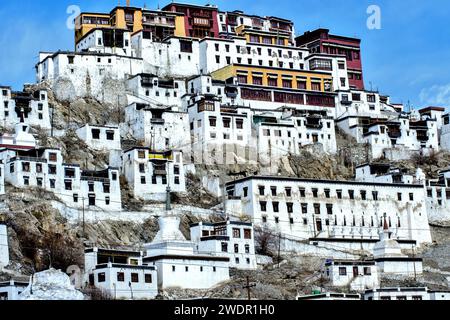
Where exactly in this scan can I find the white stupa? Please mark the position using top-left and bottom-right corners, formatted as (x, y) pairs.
(373, 217), (407, 259)
(144, 212), (196, 257)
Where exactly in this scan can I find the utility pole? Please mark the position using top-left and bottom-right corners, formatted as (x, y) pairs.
(243, 276), (256, 301)
(82, 197), (86, 238)
(277, 232), (281, 267)
(50, 104), (54, 137)
(412, 244), (417, 281)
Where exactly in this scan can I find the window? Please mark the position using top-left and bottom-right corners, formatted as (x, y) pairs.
(326, 204), (333, 215)
(180, 40), (193, 53)
(301, 203), (308, 214)
(106, 131), (114, 140)
(324, 189), (331, 198)
(360, 190), (367, 200)
(49, 153), (57, 162)
(311, 82), (321, 91)
(233, 228), (241, 238)
(65, 180), (72, 191)
(275, 217), (279, 224)
(398, 193), (402, 201)
(244, 229), (252, 239)
(145, 274), (152, 283)
(236, 119), (244, 129)
(364, 267), (372, 275)
(221, 242), (228, 252)
(97, 273), (106, 283)
(141, 176), (146, 184)
(91, 129), (100, 139)
(272, 202), (279, 213)
(252, 77), (263, 85)
(223, 118), (231, 128)
(131, 273), (139, 283)
(117, 272), (125, 282)
(260, 201), (267, 212)
(412, 296), (423, 301)
(243, 187), (248, 197)
(314, 204), (320, 215)
(312, 188), (318, 198)
(285, 187), (292, 197)
(234, 244), (239, 253)
(299, 188), (306, 197)
(209, 117), (217, 127)
(338, 62), (345, 69)
(185, 266), (189, 272)
(349, 190), (355, 200)
(367, 94), (376, 103)
(271, 186), (277, 196)
(336, 190), (342, 199)
(339, 267), (347, 276)
(22, 162), (30, 172)
(48, 165), (57, 175)
(258, 186), (265, 196)
(282, 79), (292, 88)
(172, 266), (176, 272)
(287, 202), (294, 213)
(138, 151), (146, 159)
(103, 183), (110, 193)
(50, 179), (55, 189)
(23, 176), (30, 186)
(372, 191), (378, 201)
(409, 193), (414, 201)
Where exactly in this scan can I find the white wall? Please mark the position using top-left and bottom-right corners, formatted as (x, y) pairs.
(0, 223), (9, 269)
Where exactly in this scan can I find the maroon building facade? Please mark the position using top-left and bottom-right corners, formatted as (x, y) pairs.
(295, 28), (364, 90)
(163, 2), (220, 39)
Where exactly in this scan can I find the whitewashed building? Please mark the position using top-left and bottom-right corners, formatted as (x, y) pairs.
(36, 51), (144, 102)
(0, 280), (29, 300)
(143, 214), (230, 290)
(198, 37), (308, 75)
(225, 176), (432, 250)
(126, 74), (186, 108)
(0, 86), (51, 130)
(440, 112), (450, 151)
(131, 34), (201, 78)
(355, 163), (415, 185)
(84, 247), (158, 300)
(364, 287), (430, 300)
(323, 260), (379, 291)
(122, 147), (186, 201)
(0, 147), (121, 211)
(123, 103), (190, 151)
(337, 110), (440, 160)
(0, 162), (4, 196)
(190, 221), (257, 270)
(75, 28), (134, 57)
(0, 222), (9, 269)
(425, 169), (450, 225)
(76, 124), (121, 152)
(0, 123), (37, 150)
(297, 292), (361, 300)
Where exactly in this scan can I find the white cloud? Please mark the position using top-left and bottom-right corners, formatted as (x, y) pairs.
(419, 84), (450, 107)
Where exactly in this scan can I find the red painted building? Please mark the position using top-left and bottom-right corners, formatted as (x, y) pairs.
(295, 28), (364, 90)
(162, 2), (220, 39)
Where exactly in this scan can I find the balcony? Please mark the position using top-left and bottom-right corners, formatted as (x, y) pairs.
(151, 118), (165, 125)
(11, 156), (47, 164)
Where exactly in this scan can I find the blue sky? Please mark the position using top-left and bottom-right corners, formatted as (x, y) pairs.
(0, 0), (449, 109)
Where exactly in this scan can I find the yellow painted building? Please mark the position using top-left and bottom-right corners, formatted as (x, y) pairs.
(75, 6), (187, 44)
(211, 64), (333, 92)
(75, 13), (111, 43)
(235, 25), (290, 47)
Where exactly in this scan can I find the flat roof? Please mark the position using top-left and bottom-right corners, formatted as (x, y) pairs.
(225, 175), (424, 189)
